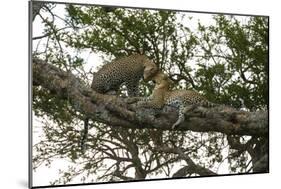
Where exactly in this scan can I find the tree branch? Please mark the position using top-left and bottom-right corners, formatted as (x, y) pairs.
(32, 59), (268, 137)
(154, 146), (217, 177)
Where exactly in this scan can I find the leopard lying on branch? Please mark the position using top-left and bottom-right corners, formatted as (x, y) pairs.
(128, 71), (218, 129)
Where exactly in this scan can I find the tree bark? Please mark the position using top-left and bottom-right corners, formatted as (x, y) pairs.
(32, 59), (268, 137)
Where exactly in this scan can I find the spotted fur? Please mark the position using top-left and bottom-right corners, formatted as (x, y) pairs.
(80, 54), (157, 152)
(91, 54), (158, 96)
(137, 71), (216, 129)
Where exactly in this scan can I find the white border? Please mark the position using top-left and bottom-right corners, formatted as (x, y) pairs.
(1, 0), (280, 189)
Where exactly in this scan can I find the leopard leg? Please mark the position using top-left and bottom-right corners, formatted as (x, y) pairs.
(126, 80), (139, 97)
(172, 105), (197, 129)
(137, 97), (163, 109)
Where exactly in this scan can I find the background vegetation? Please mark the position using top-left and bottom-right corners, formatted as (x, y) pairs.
(32, 2), (268, 185)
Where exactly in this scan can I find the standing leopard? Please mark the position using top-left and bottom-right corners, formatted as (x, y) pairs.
(91, 53), (158, 96)
(134, 71), (217, 129)
(81, 54), (158, 152)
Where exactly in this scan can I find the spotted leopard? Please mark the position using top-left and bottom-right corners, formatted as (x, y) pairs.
(80, 54), (158, 152)
(91, 53), (158, 96)
(136, 71), (216, 129)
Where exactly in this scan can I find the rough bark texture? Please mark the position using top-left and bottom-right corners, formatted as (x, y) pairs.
(32, 59), (268, 137)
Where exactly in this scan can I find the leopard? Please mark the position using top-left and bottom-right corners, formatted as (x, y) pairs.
(133, 71), (216, 129)
(91, 53), (158, 96)
(80, 54), (158, 152)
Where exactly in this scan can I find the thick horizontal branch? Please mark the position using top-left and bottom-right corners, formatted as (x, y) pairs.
(32, 59), (268, 137)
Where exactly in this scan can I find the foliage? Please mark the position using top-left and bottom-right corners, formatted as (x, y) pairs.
(32, 2), (268, 185)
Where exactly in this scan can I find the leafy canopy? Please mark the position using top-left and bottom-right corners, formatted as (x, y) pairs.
(32, 3), (268, 185)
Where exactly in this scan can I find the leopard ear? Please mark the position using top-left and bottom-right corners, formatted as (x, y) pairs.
(161, 73), (174, 86)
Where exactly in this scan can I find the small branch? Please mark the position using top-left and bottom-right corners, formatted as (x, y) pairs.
(33, 26), (73, 40)
(155, 147), (217, 176)
(33, 33), (51, 40)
